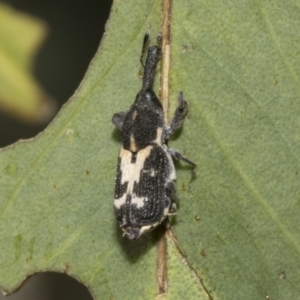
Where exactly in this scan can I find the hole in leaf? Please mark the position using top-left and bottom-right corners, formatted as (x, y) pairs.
(0, 272), (93, 300)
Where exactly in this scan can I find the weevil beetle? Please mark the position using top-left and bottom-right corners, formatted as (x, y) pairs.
(112, 32), (196, 240)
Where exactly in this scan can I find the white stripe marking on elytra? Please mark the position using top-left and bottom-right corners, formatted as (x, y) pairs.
(114, 193), (147, 209)
(119, 145), (153, 192)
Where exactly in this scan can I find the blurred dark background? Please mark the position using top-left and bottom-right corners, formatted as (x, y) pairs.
(0, 0), (112, 299)
(0, 0), (113, 147)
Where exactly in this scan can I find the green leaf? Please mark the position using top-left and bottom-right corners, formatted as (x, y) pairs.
(0, 3), (56, 124)
(171, 0), (300, 299)
(0, 0), (299, 299)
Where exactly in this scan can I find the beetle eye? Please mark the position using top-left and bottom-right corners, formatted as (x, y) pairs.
(145, 92), (151, 101)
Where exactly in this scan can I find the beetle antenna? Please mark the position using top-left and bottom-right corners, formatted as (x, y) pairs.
(140, 32), (150, 68)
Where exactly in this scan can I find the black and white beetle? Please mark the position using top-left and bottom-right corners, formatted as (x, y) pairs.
(112, 33), (196, 240)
